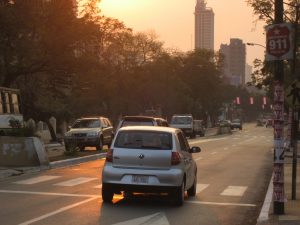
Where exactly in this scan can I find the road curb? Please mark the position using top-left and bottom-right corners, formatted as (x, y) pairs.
(257, 175), (273, 224)
(49, 153), (107, 169)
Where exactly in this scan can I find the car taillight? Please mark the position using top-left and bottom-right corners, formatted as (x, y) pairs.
(171, 152), (181, 165)
(106, 149), (113, 162)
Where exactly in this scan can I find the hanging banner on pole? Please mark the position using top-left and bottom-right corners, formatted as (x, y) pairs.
(236, 97), (240, 105)
(250, 97), (254, 105)
(263, 96), (267, 105)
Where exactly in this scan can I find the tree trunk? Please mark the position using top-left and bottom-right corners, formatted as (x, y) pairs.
(45, 120), (58, 142)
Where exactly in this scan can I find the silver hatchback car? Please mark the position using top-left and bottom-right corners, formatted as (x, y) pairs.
(102, 126), (201, 206)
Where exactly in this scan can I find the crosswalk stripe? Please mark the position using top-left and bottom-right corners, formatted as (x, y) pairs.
(14, 176), (61, 185)
(94, 184), (102, 189)
(54, 177), (97, 187)
(221, 186), (248, 196)
(196, 184), (209, 194)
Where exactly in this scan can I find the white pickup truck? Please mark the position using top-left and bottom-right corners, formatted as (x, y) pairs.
(170, 114), (196, 138)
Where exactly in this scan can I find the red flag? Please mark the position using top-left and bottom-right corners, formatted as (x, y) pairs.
(236, 97), (240, 105)
(250, 97), (254, 105)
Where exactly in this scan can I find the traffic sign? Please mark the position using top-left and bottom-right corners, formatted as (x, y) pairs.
(285, 80), (300, 108)
(265, 23), (294, 61)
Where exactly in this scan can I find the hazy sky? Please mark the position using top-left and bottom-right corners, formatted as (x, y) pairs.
(99, 0), (266, 66)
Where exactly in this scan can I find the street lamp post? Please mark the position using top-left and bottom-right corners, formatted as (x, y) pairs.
(246, 42), (266, 49)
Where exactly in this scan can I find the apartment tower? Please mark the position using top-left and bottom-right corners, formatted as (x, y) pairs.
(220, 38), (246, 86)
(194, 0), (214, 50)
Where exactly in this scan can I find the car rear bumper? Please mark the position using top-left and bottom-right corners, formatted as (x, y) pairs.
(102, 165), (184, 189)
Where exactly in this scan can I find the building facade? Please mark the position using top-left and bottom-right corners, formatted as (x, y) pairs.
(194, 0), (214, 50)
(220, 38), (246, 86)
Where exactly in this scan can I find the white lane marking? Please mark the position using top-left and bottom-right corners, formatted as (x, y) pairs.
(223, 147), (228, 150)
(221, 186), (248, 196)
(186, 200), (256, 207)
(195, 157), (203, 161)
(18, 197), (98, 225)
(0, 189), (100, 198)
(112, 213), (170, 225)
(14, 176), (61, 185)
(257, 175), (273, 222)
(94, 184), (102, 189)
(189, 137), (227, 145)
(232, 144), (236, 147)
(210, 152), (217, 155)
(196, 184), (209, 194)
(54, 177), (97, 187)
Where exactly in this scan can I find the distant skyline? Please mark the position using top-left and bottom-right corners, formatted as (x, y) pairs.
(99, 0), (265, 65)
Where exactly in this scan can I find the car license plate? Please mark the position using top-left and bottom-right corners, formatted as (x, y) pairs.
(132, 175), (149, 184)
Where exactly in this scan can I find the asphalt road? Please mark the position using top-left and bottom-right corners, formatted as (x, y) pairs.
(0, 123), (273, 225)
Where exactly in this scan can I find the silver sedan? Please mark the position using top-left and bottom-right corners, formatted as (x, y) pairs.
(101, 126), (201, 206)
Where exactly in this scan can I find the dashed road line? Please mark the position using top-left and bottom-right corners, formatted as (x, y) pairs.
(221, 186), (248, 197)
(18, 197), (98, 225)
(196, 184), (209, 194)
(54, 177), (97, 187)
(13, 176), (61, 185)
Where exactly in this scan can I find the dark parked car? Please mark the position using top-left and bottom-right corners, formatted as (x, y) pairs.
(64, 117), (114, 151)
(230, 119), (242, 130)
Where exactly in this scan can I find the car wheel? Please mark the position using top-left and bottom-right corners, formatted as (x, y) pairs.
(107, 134), (114, 148)
(172, 181), (185, 206)
(187, 173), (197, 197)
(102, 185), (114, 203)
(96, 136), (103, 151)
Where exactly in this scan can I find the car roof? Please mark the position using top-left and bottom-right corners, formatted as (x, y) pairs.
(77, 117), (104, 120)
(122, 116), (156, 121)
(118, 126), (178, 133)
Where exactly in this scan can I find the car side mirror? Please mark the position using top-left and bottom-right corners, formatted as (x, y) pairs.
(102, 124), (108, 129)
(190, 146), (201, 153)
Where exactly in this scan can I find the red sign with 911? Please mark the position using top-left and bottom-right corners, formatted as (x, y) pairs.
(265, 23), (294, 61)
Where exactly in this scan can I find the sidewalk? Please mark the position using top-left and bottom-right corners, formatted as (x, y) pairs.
(258, 155), (300, 225)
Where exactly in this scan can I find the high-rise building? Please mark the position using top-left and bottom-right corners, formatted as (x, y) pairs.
(245, 63), (252, 84)
(220, 38), (246, 86)
(194, 0), (214, 50)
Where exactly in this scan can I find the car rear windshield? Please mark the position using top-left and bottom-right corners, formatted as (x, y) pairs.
(171, 116), (192, 124)
(72, 119), (100, 128)
(121, 121), (154, 127)
(115, 130), (172, 150)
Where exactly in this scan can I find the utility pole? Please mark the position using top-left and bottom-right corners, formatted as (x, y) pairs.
(273, 0), (285, 215)
(291, 3), (299, 201)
